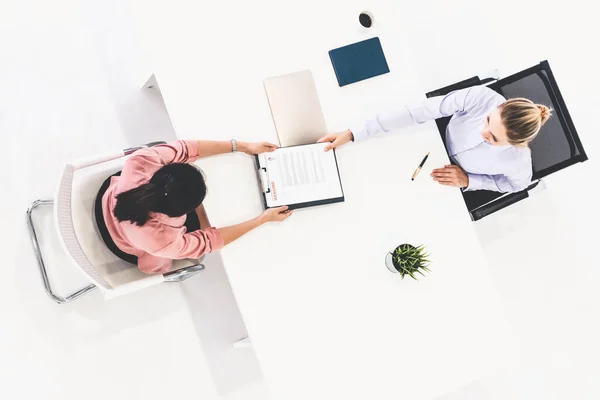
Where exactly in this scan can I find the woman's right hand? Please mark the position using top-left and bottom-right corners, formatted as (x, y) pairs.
(219, 206), (293, 246)
(259, 206), (294, 223)
(317, 130), (354, 151)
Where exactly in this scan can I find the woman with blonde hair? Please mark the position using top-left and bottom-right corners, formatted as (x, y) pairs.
(318, 85), (552, 193)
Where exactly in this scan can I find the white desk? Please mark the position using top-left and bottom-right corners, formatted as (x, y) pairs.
(137, 0), (517, 398)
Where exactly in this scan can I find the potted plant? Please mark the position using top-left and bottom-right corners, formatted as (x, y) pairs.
(385, 244), (431, 279)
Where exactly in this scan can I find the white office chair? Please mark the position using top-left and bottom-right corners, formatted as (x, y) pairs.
(26, 142), (205, 304)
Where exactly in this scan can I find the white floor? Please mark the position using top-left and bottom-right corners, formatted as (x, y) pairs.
(436, 187), (600, 400)
(1, 1), (599, 399)
(179, 252), (270, 399)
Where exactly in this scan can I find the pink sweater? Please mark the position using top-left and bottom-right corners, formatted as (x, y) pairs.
(102, 140), (224, 274)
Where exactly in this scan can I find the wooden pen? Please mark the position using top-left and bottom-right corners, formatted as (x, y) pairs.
(411, 152), (430, 181)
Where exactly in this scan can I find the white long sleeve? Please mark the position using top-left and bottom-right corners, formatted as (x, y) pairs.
(348, 86), (533, 193)
(350, 86), (486, 141)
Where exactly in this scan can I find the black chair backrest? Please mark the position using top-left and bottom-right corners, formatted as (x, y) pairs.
(425, 60), (587, 221)
(488, 62), (587, 180)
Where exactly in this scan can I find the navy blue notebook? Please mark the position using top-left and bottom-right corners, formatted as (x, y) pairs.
(328, 37), (390, 87)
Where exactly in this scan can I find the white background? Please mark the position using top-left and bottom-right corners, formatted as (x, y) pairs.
(0, 0), (599, 399)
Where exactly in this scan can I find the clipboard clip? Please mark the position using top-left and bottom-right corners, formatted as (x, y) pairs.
(258, 167), (271, 194)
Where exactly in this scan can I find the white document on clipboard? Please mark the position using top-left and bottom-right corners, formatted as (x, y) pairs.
(256, 142), (344, 209)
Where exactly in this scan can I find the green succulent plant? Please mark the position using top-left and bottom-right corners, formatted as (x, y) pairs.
(390, 244), (431, 280)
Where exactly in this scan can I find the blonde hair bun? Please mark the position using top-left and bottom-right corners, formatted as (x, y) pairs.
(500, 98), (553, 146)
(537, 104), (552, 125)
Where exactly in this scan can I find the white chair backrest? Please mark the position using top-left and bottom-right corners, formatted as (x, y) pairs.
(54, 150), (164, 297)
(55, 163), (111, 290)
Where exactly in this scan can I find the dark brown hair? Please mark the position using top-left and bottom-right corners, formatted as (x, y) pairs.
(114, 163), (206, 226)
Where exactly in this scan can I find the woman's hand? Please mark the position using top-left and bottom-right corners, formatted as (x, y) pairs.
(431, 165), (469, 188)
(317, 130), (353, 151)
(259, 206), (294, 223)
(217, 206), (293, 246)
(240, 141), (278, 155)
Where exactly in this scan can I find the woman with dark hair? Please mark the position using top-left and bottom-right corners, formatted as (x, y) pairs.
(99, 140), (292, 274)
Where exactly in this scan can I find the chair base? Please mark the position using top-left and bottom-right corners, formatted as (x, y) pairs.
(26, 199), (98, 304)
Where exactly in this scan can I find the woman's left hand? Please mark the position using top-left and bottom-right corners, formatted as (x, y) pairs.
(241, 141), (278, 155)
(431, 165), (469, 188)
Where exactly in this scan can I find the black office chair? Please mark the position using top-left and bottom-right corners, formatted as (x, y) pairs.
(425, 60), (588, 221)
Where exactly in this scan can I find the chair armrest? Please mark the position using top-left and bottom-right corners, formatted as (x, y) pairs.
(470, 191), (529, 221)
(124, 141), (167, 155)
(71, 142), (167, 170)
(164, 264), (205, 282)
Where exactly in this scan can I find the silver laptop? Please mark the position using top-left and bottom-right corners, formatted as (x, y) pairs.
(263, 70), (328, 147)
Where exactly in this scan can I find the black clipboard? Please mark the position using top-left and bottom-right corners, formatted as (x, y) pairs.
(255, 143), (345, 210)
